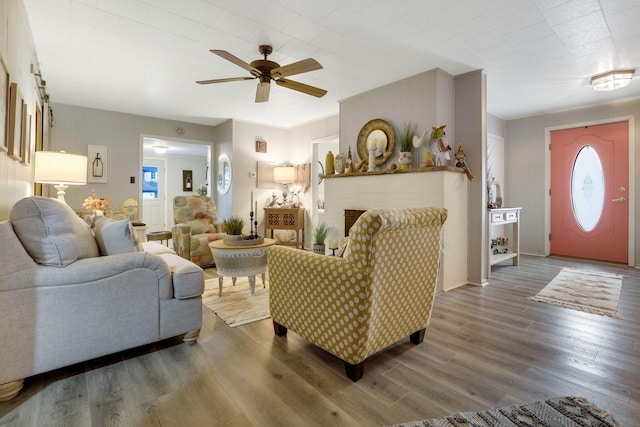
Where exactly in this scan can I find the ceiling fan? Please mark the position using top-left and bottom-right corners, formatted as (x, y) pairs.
(196, 45), (327, 103)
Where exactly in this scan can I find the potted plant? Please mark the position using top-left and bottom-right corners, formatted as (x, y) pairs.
(223, 216), (245, 240)
(312, 223), (329, 255)
(397, 122), (416, 170)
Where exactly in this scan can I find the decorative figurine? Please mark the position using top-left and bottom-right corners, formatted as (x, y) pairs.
(455, 145), (475, 180)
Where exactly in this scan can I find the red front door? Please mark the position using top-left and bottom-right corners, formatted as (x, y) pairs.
(550, 121), (629, 263)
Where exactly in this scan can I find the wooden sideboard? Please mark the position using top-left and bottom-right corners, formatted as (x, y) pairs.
(264, 207), (305, 249)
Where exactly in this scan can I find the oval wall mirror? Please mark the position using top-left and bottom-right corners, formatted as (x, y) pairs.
(217, 153), (232, 195)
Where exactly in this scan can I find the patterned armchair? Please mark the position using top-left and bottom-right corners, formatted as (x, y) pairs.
(172, 196), (223, 267)
(268, 207), (447, 381)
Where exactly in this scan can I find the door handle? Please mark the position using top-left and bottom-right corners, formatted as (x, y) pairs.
(612, 197), (626, 203)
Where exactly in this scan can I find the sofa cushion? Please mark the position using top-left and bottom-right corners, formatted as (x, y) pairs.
(10, 196), (100, 267)
(93, 216), (143, 256)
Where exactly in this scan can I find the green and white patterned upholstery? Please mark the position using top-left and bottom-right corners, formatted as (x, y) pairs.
(268, 207), (447, 381)
(172, 196), (223, 267)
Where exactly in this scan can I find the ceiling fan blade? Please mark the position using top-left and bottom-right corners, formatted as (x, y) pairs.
(210, 49), (261, 76)
(255, 81), (270, 103)
(275, 78), (327, 98)
(196, 76), (256, 85)
(270, 58), (322, 78)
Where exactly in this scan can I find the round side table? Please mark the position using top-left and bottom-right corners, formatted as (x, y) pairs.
(208, 238), (276, 296)
(146, 230), (172, 246)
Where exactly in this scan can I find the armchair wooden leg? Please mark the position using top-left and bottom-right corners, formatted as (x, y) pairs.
(345, 361), (365, 382)
(410, 328), (426, 344)
(273, 321), (288, 336)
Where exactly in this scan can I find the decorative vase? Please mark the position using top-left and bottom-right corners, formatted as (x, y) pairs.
(312, 244), (325, 255)
(398, 151), (412, 170)
(368, 149), (376, 172)
(325, 151), (335, 175)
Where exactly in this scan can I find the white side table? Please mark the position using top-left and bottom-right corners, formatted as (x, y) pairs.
(208, 238), (276, 296)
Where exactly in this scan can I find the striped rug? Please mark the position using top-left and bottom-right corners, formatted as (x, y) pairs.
(202, 277), (270, 327)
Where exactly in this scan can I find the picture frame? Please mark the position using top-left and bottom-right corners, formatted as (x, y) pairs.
(256, 139), (267, 153)
(21, 112), (32, 165)
(183, 170), (193, 192)
(0, 55), (9, 152)
(7, 83), (23, 161)
(87, 144), (107, 183)
(34, 103), (44, 195)
(256, 161), (277, 189)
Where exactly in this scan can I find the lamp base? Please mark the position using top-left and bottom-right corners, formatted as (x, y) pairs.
(54, 184), (69, 204)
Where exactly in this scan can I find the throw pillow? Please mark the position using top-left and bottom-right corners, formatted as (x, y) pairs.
(93, 216), (143, 256)
(10, 196), (100, 267)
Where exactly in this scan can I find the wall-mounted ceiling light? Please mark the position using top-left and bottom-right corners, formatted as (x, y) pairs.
(591, 69), (635, 91)
(152, 145), (169, 154)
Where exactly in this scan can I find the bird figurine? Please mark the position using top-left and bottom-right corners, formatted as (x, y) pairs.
(455, 145), (474, 181)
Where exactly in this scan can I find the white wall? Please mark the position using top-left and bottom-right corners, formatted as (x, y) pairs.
(0, 0), (41, 219)
(48, 104), (217, 215)
(506, 99), (640, 266)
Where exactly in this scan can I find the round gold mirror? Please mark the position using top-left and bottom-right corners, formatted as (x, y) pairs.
(356, 119), (395, 166)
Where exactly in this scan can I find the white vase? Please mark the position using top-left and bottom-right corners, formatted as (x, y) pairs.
(398, 151), (412, 170)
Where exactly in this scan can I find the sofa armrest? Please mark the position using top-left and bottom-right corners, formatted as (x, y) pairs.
(155, 253), (204, 300)
(268, 246), (370, 363)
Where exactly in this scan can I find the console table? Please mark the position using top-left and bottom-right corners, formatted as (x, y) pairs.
(264, 207), (305, 249)
(487, 207), (521, 276)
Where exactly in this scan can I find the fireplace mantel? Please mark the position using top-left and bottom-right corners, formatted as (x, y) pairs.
(322, 165), (463, 179)
(323, 169), (468, 293)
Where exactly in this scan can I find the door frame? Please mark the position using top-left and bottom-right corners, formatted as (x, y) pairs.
(544, 115), (635, 266)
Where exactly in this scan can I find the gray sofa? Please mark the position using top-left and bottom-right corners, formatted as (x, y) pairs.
(0, 196), (204, 402)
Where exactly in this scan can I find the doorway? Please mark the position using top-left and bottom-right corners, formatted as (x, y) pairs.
(550, 121), (629, 263)
(142, 159), (167, 232)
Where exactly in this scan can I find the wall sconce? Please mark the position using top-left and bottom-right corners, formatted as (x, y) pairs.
(273, 166), (296, 202)
(591, 69), (635, 91)
(34, 151), (88, 204)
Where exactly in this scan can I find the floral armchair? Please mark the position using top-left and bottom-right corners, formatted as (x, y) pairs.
(172, 196), (223, 267)
(268, 207), (448, 381)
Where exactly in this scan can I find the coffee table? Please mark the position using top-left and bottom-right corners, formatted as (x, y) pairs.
(208, 238), (276, 296)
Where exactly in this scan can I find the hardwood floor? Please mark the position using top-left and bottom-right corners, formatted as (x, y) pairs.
(1, 255), (638, 426)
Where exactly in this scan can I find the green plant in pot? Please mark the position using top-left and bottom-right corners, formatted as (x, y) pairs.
(223, 216), (245, 239)
(397, 122), (416, 170)
(312, 223), (329, 255)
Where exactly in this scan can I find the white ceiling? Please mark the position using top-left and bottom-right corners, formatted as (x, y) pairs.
(23, 0), (640, 129)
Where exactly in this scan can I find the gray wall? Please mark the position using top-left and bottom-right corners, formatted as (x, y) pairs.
(506, 99), (640, 266)
(0, 0), (42, 219)
(48, 104), (217, 215)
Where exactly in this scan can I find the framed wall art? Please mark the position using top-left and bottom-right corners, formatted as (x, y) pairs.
(34, 103), (44, 195)
(182, 170), (193, 192)
(21, 112), (32, 165)
(7, 83), (23, 161)
(87, 144), (107, 183)
(256, 139), (267, 153)
(0, 56), (9, 152)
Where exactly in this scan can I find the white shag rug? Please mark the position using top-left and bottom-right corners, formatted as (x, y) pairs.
(528, 267), (623, 318)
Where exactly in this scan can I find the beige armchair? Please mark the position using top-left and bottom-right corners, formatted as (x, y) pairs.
(268, 207), (447, 381)
(172, 195), (224, 267)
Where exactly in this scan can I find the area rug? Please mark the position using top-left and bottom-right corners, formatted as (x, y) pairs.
(389, 396), (621, 427)
(202, 277), (270, 327)
(528, 267), (623, 318)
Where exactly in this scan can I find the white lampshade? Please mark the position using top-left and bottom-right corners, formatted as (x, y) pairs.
(591, 69), (635, 91)
(273, 166), (296, 183)
(34, 151), (88, 203)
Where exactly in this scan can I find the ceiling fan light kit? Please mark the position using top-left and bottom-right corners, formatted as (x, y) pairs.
(591, 69), (635, 91)
(197, 45), (327, 102)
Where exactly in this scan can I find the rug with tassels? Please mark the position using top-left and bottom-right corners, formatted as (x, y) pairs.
(528, 268), (623, 318)
(388, 396), (621, 427)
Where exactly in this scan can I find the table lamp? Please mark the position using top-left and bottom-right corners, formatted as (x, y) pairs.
(34, 151), (88, 204)
(273, 166), (296, 203)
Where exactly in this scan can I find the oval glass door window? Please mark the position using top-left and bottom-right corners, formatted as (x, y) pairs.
(571, 145), (604, 231)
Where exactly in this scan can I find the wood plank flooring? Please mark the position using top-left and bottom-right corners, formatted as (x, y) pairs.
(1, 255), (639, 426)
